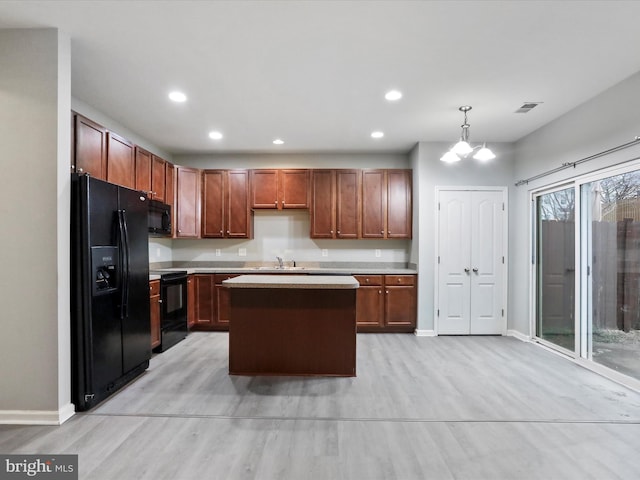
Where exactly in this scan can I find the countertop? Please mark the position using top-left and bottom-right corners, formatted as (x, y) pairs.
(223, 274), (359, 289)
(147, 262), (417, 282)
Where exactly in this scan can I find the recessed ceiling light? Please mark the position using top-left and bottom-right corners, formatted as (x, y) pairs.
(208, 131), (223, 140)
(168, 91), (187, 102)
(371, 131), (384, 139)
(384, 90), (402, 101)
(273, 139), (284, 145)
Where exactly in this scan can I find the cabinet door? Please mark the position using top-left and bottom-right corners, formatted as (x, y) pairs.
(135, 147), (152, 196)
(336, 170), (360, 239)
(361, 169), (386, 238)
(310, 170), (335, 238)
(215, 274), (240, 328)
(187, 275), (195, 329)
(202, 170), (225, 238)
(280, 169), (309, 209)
(194, 274), (215, 327)
(106, 132), (135, 189)
(176, 166), (201, 238)
(251, 169), (278, 208)
(386, 170), (412, 239)
(74, 114), (107, 179)
(151, 155), (166, 202)
(165, 163), (175, 207)
(227, 170), (251, 238)
(384, 276), (417, 328)
(355, 275), (384, 328)
(149, 280), (161, 349)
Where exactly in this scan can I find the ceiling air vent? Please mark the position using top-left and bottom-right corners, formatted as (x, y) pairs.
(515, 102), (542, 113)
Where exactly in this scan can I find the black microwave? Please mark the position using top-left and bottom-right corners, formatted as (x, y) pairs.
(148, 199), (172, 236)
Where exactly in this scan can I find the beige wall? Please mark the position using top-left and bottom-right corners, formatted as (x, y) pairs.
(0, 29), (73, 423)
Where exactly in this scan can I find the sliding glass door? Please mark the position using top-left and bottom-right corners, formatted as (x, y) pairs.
(535, 187), (576, 351)
(582, 170), (640, 380)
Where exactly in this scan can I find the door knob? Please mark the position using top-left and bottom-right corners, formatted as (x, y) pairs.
(472, 268), (479, 273)
(464, 268), (470, 273)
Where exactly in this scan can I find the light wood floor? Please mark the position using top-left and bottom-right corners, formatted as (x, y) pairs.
(1, 333), (640, 479)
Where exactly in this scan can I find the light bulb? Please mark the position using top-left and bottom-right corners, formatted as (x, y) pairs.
(452, 140), (473, 155)
(440, 151), (461, 163)
(473, 144), (496, 161)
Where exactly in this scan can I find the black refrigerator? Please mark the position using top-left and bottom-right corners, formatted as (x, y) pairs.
(71, 174), (151, 411)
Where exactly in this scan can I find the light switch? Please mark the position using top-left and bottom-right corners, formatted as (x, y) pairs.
(238, 248), (247, 257)
(375, 249), (381, 258)
(321, 249), (328, 257)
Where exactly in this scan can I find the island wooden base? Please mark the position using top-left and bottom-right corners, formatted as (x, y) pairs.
(228, 288), (356, 376)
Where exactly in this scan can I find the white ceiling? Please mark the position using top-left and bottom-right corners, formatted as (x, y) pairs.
(2, 1), (640, 154)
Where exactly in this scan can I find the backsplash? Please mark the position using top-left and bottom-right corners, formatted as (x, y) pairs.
(149, 210), (411, 265)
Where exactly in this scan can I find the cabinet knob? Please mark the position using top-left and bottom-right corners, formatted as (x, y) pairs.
(178, 229), (182, 233)
(397, 278), (401, 282)
(330, 230), (333, 234)
(77, 167), (84, 173)
(381, 230), (384, 234)
(386, 290), (389, 294)
(378, 290), (382, 294)
(226, 230), (230, 234)
(275, 201), (277, 206)
(365, 278), (370, 283)
(158, 299), (163, 304)
(388, 231), (391, 234)
(337, 230), (341, 234)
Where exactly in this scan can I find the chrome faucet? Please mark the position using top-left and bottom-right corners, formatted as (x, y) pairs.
(276, 256), (284, 269)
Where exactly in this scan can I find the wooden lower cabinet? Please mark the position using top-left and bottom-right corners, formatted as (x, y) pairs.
(190, 273), (237, 331)
(187, 274), (195, 329)
(149, 280), (161, 349)
(355, 274), (416, 332)
(215, 274), (240, 327)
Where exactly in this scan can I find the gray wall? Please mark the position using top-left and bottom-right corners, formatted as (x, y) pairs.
(411, 142), (515, 333)
(0, 29), (73, 422)
(510, 70), (640, 336)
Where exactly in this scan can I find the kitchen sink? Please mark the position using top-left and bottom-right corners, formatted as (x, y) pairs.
(253, 266), (306, 270)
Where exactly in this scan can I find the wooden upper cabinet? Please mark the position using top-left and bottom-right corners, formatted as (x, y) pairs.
(280, 169), (309, 208)
(165, 162), (175, 207)
(335, 169), (360, 239)
(310, 170), (336, 238)
(386, 170), (412, 239)
(135, 147), (152, 196)
(361, 169), (386, 239)
(73, 113), (107, 179)
(361, 169), (412, 239)
(151, 155), (166, 202)
(175, 166), (201, 238)
(202, 170), (252, 239)
(106, 132), (135, 189)
(251, 170), (278, 208)
(311, 169), (359, 239)
(226, 170), (252, 238)
(202, 170), (225, 238)
(251, 169), (309, 209)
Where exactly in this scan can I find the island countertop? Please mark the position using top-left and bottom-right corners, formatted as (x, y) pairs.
(222, 274), (359, 289)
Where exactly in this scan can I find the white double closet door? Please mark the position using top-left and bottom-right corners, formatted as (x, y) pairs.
(437, 188), (506, 335)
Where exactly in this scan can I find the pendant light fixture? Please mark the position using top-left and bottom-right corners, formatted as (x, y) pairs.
(440, 106), (496, 163)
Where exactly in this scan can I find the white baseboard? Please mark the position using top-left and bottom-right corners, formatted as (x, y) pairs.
(414, 329), (436, 337)
(507, 329), (530, 342)
(0, 404), (75, 425)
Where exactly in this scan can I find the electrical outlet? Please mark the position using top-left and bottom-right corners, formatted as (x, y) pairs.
(321, 249), (328, 257)
(215, 249), (221, 257)
(375, 249), (381, 258)
(238, 248), (247, 257)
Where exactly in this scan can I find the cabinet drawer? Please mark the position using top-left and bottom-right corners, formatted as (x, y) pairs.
(149, 280), (160, 296)
(384, 275), (415, 286)
(355, 275), (383, 286)
(214, 273), (241, 284)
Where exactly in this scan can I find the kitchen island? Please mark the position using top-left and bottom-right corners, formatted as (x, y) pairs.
(223, 275), (359, 376)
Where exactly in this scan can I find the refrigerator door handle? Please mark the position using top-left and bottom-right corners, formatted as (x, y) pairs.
(117, 210), (130, 320)
(121, 210), (131, 319)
